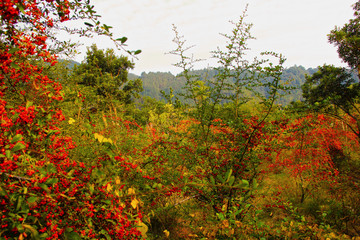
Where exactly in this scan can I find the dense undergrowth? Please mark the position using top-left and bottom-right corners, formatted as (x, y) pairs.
(1, 0), (360, 239)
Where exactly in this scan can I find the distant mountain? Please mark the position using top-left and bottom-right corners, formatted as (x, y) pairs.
(130, 65), (316, 105)
(58, 59), (80, 69)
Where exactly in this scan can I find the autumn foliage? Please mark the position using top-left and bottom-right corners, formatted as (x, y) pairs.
(0, 1), (142, 239)
(1, 1), (360, 239)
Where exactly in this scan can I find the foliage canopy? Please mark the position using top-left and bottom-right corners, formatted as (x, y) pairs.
(73, 44), (143, 109)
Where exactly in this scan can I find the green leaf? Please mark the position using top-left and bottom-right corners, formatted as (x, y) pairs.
(46, 178), (58, 185)
(225, 169), (232, 182)
(116, 37), (128, 44)
(5, 150), (11, 159)
(26, 101), (33, 108)
(27, 197), (38, 203)
(0, 185), (8, 197)
(39, 183), (50, 193)
(253, 178), (258, 189)
(39, 167), (47, 175)
(241, 179), (249, 188)
(216, 175), (225, 184)
(16, 195), (23, 211)
(65, 231), (82, 240)
(10, 62), (20, 69)
(228, 176), (235, 186)
(89, 184), (94, 194)
(46, 163), (57, 173)
(12, 142), (26, 152)
(105, 149), (115, 159)
(8, 47), (19, 54)
(257, 221), (265, 228)
(67, 169), (75, 177)
(84, 22), (94, 27)
(11, 134), (23, 143)
(99, 229), (112, 240)
(134, 50), (142, 55)
(103, 141), (113, 148)
(216, 213), (225, 221)
(16, 3), (25, 13)
(102, 24), (112, 32)
(39, 233), (49, 238)
(209, 176), (215, 185)
(16, 223), (25, 233)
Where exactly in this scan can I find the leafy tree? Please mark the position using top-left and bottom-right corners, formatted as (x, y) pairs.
(328, 0), (360, 75)
(302, 0), (360, 139)
(73, 44), (143, 111)
(302, 65), (360, 138)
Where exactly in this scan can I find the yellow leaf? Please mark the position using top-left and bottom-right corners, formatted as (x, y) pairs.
(94, 133), (99, 139)
(22, 224), (39, 237)
(188, 234), (198, 238)
(115, 177), (121, 185)
(106, 184), (112, 192)
(94, 133), (104, 143)
(102, 114), (108, 127)
(97, 135), (104, 143)
(329, 232), (337, 238)
(115, 190), (120, 197)
(68, 118), (75, 125)
(131, 198), (139, 209)
(136, 218), (148, 238)
(128, 188), (135, 195)
(103, 137), (113, 144)
(164, 229), (170, 238)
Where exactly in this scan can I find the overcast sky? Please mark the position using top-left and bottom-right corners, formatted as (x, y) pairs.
(70, 0), (356, 75)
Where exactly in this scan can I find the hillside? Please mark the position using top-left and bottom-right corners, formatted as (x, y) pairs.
(129, 65), (317, 105)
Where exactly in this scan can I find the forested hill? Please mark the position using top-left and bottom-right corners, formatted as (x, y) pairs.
(65, 60), (316, 105)
(64, 60), (315, 105)
(129, 65), (318, 105)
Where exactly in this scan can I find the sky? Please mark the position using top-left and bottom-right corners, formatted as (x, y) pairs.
(68, 0), (356, 75)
